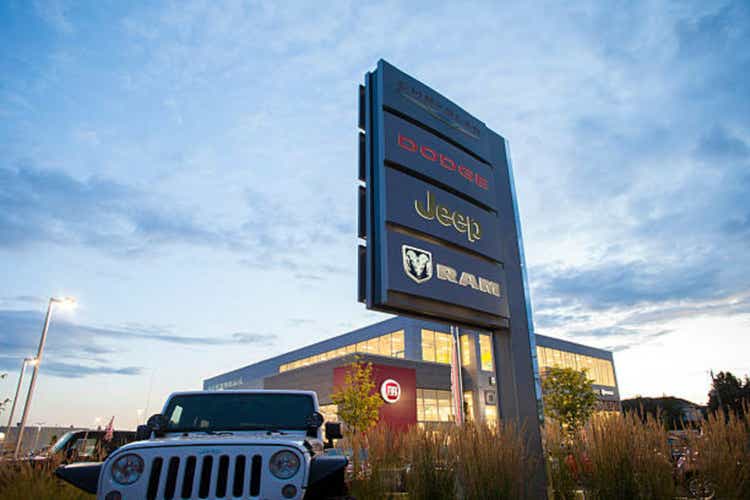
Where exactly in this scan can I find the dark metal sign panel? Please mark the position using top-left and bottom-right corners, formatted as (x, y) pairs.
(386, 231), (509, 318)
(380, 60), (491, 162)
(384, 168), (501, 260)
(383, 112), (498, 210)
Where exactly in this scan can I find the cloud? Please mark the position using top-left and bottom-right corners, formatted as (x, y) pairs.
(0, 309), (276, 377)
(0, 164), (353, 263)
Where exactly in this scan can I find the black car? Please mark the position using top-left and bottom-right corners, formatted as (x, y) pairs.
(36, 430), (136, 463)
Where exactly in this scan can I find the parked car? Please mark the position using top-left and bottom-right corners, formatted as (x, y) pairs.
(36, 430), (136, 463)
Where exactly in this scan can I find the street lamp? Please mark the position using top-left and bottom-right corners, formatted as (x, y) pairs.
(13, 296), (77, 458)
(3, 357), (36, 451)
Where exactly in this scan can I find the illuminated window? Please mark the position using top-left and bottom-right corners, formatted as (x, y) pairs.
(319, 404), (338, 423)
(484, 404), (498, 428)
(536, 346), (616, 387)
(421, 329), (452, 364)
(279, 330), (406, 372)
(479, 334), (494, 372)
(416, 389), (454, 423)
(460, 335), (472, 367)
(463, 391), (474, 422)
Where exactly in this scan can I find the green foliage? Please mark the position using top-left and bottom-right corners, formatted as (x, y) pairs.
(542, 367), (598, 435)
(622, 396), (699, 430)
(708, 370), (750, 417)
(331, 357), (382, 435)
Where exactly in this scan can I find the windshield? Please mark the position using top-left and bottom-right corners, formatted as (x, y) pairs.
(163, 393), (315, 432)
(50, 431), (77, 454)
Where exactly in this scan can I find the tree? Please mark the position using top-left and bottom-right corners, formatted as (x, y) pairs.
(708, 371), (749, 418)
(331, 358), (383, 476)
(0, 373), (8, 415)
(331, 357), (382, 436)
(542, 367), (598, 436)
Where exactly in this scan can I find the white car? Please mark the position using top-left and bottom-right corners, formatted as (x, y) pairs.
(56, 390), (347, 500)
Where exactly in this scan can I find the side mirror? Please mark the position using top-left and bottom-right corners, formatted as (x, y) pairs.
(135, 425), (151, 441)
(305, 412), (324, 437)
(146, 414), (168, 437)
(325, 422), (343, 441)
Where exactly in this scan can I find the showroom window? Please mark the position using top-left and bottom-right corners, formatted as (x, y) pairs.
(416, 389), (454, 423)
(421, 329), (452, 364)
(479, 334), (494, 372)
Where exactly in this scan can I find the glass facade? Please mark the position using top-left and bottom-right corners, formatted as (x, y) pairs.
(319, 404), (338, 423)
(279, 330), (405, 372)
(479, 334), (494, 372)
(484, 404), (498, 428)
(536, 346), (616, 387)
(416, 389), (454, 423)
(463, 391), (474, 422)
(421, 329), (452, 364)
(460, 335), (472, 367)
(206, 377), (243, 391)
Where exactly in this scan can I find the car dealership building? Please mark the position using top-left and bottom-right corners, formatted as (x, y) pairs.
(203, 316), (620, 427)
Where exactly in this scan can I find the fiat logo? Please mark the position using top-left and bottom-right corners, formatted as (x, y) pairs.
(380, 379), (401, 404)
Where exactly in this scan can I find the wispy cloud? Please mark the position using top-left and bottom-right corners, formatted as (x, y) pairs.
(0, 309), (276, 377)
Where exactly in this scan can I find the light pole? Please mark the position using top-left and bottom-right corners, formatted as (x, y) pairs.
(13, 296), (76, 458)
(3, 357), (37, 451)
(32, 422), (45, 452)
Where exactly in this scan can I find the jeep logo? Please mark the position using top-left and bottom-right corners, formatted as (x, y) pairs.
(415, 190), (482, 243)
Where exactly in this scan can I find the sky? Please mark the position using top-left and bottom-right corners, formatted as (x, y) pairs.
(1, 0), (748, 430)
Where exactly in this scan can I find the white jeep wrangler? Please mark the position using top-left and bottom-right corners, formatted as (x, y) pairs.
(56, 390), (347, 500)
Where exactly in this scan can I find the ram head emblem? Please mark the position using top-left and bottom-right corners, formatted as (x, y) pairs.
(402, 245), (433, 284)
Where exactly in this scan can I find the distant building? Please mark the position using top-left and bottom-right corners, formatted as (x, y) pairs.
(204, 317), (620, 426)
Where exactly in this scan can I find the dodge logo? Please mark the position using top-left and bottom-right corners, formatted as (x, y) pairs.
(380, 379), (401, 404)
(402, 245), (433, 284)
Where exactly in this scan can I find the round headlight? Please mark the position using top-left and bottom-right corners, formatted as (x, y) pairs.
(269, 450), (300, 479)
(111, 453), (144, 485)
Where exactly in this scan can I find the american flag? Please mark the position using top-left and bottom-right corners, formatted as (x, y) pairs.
(103, 416), (115, 442)
(450, 333), (464, 426)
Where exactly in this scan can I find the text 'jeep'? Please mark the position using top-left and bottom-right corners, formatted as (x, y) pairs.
(56, 390), (347, 500)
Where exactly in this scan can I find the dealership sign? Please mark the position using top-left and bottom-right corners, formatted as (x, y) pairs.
(359, 60), (512, 328)
(380, 378), (401, 404)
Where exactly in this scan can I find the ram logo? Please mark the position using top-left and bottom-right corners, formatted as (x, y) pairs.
(402, 245), (433, 284)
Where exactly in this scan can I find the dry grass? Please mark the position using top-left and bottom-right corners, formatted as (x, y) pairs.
(0, 458), (93, 500)
(580, 412), (675, 500)
(687, 406), (750, 499)
(349, 423), (534, 499)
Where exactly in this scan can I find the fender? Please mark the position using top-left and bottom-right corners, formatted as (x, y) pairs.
(55, 462), (101, 495)
(304, 455), (348, 499)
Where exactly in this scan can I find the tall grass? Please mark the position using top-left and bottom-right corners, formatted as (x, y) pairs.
(348, 423), (534, 499)
(0, 459), (93, 500)
(580, 412), (675, 499)
(688, 405), (750, 499)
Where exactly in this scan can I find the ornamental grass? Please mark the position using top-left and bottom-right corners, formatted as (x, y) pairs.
(349, 422), (534, 499)
(0, 457), (93, 500)
(687, 403), (750, 499)
(579, 412), (675, 500)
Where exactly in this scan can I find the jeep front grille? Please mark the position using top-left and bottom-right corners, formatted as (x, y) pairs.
(145, 453), (263, 499)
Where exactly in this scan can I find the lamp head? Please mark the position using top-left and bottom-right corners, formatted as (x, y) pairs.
(52, 296), (77, 310)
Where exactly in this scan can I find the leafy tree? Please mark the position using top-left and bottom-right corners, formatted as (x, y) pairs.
(542, 367), (598, 436)
(331, 357), (382, 436)
(708, 371), (750, 418)
(331, 357), (382, 475)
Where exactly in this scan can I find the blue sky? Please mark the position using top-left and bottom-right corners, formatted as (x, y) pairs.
(1, 0), (748, 428)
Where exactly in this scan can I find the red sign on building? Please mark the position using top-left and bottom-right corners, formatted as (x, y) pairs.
(333, 363), (417, 429)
